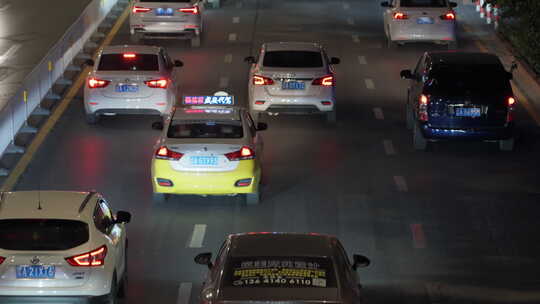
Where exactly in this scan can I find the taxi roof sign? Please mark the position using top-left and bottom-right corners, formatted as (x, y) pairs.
(183, 96), (234, 105)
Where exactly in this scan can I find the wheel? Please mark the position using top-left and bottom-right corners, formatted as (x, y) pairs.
(499, 137), (515, 151)
(130, 33), (142, 44)
(245, 191), (260, 205)
(152, 193), (170, 202)
(448, 41), (458, 50)
(413, 124), (428, 151)
(85, 113), (98, 125)
(118, 245), (128, 298)
(326, 111), (337, 124)
(107, 273), (119, 304)
(386, 28), (396, 49)
(405, 101), (414, 130)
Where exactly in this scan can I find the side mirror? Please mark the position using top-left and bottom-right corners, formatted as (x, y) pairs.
(85, 59), (95, 66)
(174, 60), (184, 67)
(194, 252), (213, 268)
(152, 121), (164, 130)
(244, 56), (256, 64)
(449, 2), (458, 8)
(380, 1), (391, 7)
(256, 122), (268, 131)
(352, 254), (370, 270)
(330, 57), (341, 65)
(509, 61), (518, 73)
(115, 211), (131, 224)
(400, 69), (413, 79)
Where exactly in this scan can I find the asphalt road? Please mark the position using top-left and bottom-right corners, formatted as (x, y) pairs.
(12, 0), (540, 303)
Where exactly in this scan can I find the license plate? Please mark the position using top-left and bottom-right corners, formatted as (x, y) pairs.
(455, 107), (481, 117)
(115, 84), (139, 93)
(417, 17), (434, 24)
(156, 8), (174, 16)
(190, 156), (218, 166)
(16, 265), (56, 279)
(281, 81), (305, 90)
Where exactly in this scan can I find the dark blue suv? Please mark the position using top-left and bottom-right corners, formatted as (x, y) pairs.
(400, 52), (516, 151)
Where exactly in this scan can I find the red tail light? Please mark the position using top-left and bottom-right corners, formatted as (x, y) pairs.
(88, 77), (110, 89)
(441, 11), (456, 20)
(312, 75), (335, 86)
(506, 96), (516, 122)
(132, 6), (152, 13)
(66, 245), (107, 267)
(179, 6), (199, 14)
(419, 94), (429, 122)
(155, 146), (183, 160)
(225, 146), (255, 161)
(253, 75), (274, 85)
(0, 257), (5, 265)
(393, 12), (408, 20)
(123, 53), (137, 59)
(145, 78), (170, 89)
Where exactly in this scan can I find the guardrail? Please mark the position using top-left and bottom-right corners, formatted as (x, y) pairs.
(0, 0), (123, 175)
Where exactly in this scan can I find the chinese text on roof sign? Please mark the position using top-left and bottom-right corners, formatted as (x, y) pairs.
(183, 96), (234, 105)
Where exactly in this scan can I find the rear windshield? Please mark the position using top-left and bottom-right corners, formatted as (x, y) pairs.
(168, 120), (243, 139)
(263, 51), (324, 68)
(98, 54), (159, 71)
(223, 256), (337, 288)
(0, 219), (89, 251)
(400, 0), (447, 7)
(429, 66), (511, 95)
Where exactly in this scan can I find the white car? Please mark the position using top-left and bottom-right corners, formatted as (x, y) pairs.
(381, 0), (458, 49)
(0, 191), (131, 303)
(245, 42), (340, 124)
(130, 0), (203, 46)
(84, 45), (183, 124)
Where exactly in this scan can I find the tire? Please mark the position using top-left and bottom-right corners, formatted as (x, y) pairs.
(448, 41), (458, 50)
(130, 33), (142, 44)
(326, 111), (337, 125)
(386, 37), (396, 49)
(107, 274), (119, 304)
(499, 137), (515, 151)
(413, 124), (428, 151)
(85, 113), (98, 125)
(245, 191), (260, 205)
(405, 101), (414, 130)
(118, 245), (128, 298)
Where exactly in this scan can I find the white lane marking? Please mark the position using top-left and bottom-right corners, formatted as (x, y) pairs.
(228, 33), (237, 41)
(347, 17), (355, 25)
(365, 78), (375, 90)
(352, 34), (360, 43)
(0, 44), (21, 65)
(224, 54), (233, 63)
(394, 176), (408, 192)
(232, 16), (240, 23)
(219, 77), (229, 88)
(358, 56), (367, 65)
(236, 1), (242, 8)
(188, 224), (207, 248)
(343, 2), (350, 9)
(373, 107), (384, 120)
(176, 282), (192, 304)
(383, 140), (396, 155)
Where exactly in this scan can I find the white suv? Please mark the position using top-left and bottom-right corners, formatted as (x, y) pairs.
(0, 191), (131, 304)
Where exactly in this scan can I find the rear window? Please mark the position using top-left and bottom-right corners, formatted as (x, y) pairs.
(98, 54), (159, 71)
(400, 0), (447, 7)
(168, 120), (243, 139)
(223, 256), (337, 288)
(429, 65), (511, 95)
(263, 51), (323, 68)
(0, 219), (89, 251)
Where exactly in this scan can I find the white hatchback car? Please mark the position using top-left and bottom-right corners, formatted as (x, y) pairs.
(0, 191), (131, 304)
(381, 0), (458, 49)
(84, 45), (183, 124)
(245, 42), (340, 124)
(130, 0), (203, 46)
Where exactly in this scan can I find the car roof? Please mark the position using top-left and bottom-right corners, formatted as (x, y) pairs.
(264, 42), (322, 52)
(0, 191), (95, 221)
(172, 106), (242, 121)
(428, 52), (503, 66)
(101, 45), (161, 55)
(228, 233), (336, 257)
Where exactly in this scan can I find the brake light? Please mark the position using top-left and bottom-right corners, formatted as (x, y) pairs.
(312, 75), (335, 86)
(506, 96), (516, 122)
(65, 245), (107, 267)
(145, 78), (169, 89)
(155, 146), (183, 160)
(419, 94), (429, 122)
(507, 96), (516, 106)
(225, 146), (255, 161)
(253, 75), (274, 85)
(88, 77), (110, 89)
(441, 11), (456, 20)
(393, 12), (408, 20)
(0, 257), (4, 265)
(132, 6), (152, 13)
(179, 6), (199, 14)
(123, 53), (137, 59)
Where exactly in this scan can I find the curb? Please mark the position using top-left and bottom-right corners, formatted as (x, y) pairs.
(495, 31), (540, 88)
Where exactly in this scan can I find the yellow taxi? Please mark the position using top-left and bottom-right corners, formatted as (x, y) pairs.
(150, 94), (267, 204)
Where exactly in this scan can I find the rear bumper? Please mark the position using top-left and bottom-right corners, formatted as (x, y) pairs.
(93, 108), (163, 116)
(390, 24), (456, 42)
(130, 20), (201, 37)
(0, 294), (110, 304)
(421, 123), (514, 140)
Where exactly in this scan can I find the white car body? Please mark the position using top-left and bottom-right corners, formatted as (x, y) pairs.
(382, 0), (457, 48)
(246, 42), (339, 123)
(84, 45), (181, 124)
(0, 191), (130, 303)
